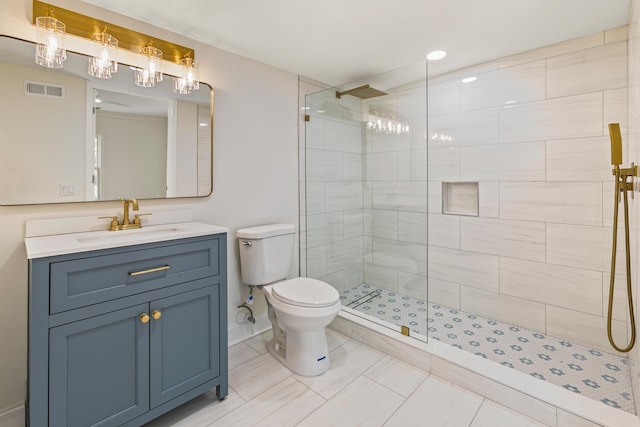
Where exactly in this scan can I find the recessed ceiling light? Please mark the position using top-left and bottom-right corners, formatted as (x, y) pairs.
(427, 50), (447, 61)
(461, 77), (477, 83)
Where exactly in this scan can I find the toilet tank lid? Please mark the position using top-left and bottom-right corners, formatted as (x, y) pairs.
(236, 223), (295, 239)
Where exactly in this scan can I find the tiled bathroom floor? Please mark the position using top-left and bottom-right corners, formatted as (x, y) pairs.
(341, 283), (636, 414)
(144, 329), (545, 427)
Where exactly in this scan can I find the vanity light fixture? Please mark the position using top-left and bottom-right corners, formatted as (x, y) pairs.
(88, 28), (118, 79)
(34, 11), (66, 68)
(173, 54), (199, 94)
(134, 43), (163, 87)
(33, 1), (197, 90)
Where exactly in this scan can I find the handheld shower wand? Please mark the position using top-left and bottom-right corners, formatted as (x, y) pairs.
(607, 123), (638, 353)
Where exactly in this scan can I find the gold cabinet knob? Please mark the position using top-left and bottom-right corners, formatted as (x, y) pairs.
(151, 309), (162, 320)
(139, 313), (150, 324)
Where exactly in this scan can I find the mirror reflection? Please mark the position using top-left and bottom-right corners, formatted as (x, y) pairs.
(0, 36), (212, 205)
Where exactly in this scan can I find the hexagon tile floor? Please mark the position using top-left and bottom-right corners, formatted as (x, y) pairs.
(341, 283), (636, 414)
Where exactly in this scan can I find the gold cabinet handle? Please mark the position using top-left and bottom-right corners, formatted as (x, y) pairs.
(151, 309), (162, 320)
(128, 265), (170, 276)
(139, 313), (150, 324)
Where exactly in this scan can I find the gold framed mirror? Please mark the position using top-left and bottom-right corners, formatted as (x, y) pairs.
(0, 35), (213, 205)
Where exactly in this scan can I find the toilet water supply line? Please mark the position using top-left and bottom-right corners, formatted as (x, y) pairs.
(607, 123), (637, 353)
(237, 285), (255, 324)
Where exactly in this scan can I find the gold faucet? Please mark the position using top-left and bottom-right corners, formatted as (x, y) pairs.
(99, 198), (151, 231)
(121, 198), (139, 228)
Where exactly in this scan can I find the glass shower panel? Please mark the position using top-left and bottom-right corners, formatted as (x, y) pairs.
(303, 62), (428, 342)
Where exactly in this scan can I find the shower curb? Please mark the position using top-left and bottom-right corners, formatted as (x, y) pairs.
(330, 310), (640, 427)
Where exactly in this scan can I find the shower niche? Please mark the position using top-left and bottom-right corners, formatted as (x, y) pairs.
(442, 182), (479, 216)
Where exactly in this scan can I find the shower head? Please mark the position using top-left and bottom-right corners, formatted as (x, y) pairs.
(609, 123), (623, 166)
(335, 84), (388, 99)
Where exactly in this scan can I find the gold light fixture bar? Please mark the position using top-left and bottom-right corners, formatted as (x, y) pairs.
(32, 0), (194, 63)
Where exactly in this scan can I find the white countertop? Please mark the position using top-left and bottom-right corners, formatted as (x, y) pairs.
(25, 222), (228, 259)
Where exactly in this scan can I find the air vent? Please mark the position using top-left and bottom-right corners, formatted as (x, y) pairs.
(24, 80), (66, 99)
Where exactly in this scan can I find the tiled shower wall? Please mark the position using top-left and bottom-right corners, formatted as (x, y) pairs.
(362, 85), (428, 303)
(299, 80), (365, 293)
(426, 26), (630, 352)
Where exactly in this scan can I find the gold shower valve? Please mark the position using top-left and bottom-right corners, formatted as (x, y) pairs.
(612, 163), (638, 201)
(613, 163), (639, 178)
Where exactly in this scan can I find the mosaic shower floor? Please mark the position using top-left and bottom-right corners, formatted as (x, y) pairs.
(341, 283), (636, 414)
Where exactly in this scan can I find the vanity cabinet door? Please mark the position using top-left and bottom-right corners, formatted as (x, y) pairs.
(49, 304), (150, 427)
(149, 284), (220, 408)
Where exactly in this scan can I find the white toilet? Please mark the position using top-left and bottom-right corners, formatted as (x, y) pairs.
(237, 224), (341, 376)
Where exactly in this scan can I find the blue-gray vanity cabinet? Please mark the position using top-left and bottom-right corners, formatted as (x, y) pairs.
(149, 286), (220, 408)
(49, 303), (150, 427)
(28, 233), (228, 427)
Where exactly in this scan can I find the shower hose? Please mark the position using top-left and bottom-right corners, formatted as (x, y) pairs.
(607, 169), (636, 353)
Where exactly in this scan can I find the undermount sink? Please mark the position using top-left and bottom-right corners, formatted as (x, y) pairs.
(74, 225), (186, 244)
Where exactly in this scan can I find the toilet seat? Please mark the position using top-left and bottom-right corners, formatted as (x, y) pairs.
(272, 278), (339, 308)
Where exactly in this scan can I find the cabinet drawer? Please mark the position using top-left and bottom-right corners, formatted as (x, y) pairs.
(50, 237), (219, 314)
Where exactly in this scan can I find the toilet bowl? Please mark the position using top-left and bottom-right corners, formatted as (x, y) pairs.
(236, 224), (342, 376)
(262, 277), (341, 376)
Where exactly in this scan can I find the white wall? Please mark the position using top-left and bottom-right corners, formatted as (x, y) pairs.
(0, 0), (298, 414)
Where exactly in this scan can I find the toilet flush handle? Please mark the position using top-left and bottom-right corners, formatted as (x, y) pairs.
(241, 240), (252, 246)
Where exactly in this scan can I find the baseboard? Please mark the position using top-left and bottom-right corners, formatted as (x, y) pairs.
(227, 313), (271, 346)
(0, 404), (24, 427)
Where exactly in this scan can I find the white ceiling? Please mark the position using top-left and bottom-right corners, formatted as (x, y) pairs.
(79, 0), (631, 86)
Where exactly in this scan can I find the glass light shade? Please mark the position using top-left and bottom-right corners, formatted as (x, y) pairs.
(35, 16), (66, 68)
(173, 56), (200, 94)
(88, 32), (118, 79)
(134, 45), (163, 87)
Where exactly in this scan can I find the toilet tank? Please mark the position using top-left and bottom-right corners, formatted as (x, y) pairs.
(237, 224), (296, 285)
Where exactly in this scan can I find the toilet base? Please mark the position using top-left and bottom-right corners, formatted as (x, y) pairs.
(267, 328), (330, 376)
